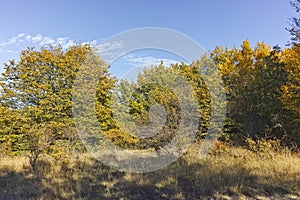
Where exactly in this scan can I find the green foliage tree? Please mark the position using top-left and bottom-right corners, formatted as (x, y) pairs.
(111, 59), (218, 150)
(0, 105), (29, 156)
(111, 64), (183, 150)
(281, 45), (300, 144)
(173, 60), (211, 138)
(1, 36), (300, 161)
(0, 44), (115, 166)
(211, 41), (288, 141)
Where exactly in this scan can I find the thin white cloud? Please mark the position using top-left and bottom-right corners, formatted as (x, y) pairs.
(17, 33), (26, 38)
(0, 34), (187, 70)
(0, 33), (101, 69)
(0, 48), (18, 54)
(39, 36), (55, 46)
(7, 37), (17, 44)
(90, 40), (98, 46)
(5, 49), (18, 54)
(57, 37), (68, 42)
(95, 40), (125, 63)
(122, 54), (181, 68)
(60, 39), (75, 49)
(95, 41), (182, 67)
(25, 35), (31, 42)
(0, 33), (99, 54)
(0, 36), (19, 47)
(95, 41), (124, 53)
(31, 34), (43, 43)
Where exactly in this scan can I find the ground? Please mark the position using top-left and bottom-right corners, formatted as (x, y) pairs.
(0, 141), (299, 200)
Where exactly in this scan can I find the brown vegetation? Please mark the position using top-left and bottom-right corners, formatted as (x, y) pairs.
(1, 141), (299, 200)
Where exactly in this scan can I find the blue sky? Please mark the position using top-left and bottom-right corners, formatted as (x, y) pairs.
(0, 0), (295, 76)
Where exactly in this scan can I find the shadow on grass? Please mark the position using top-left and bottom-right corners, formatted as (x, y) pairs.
(0, 154), (299, 199)
(0, 164), (53, 199)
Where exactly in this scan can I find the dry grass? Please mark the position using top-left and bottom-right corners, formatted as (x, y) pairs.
(0, 142), (300, 199)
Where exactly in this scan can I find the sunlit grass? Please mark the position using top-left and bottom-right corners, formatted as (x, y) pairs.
(0, 141), (300, 199)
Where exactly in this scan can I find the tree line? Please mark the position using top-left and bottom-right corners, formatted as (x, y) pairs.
(0, 0), (299, 166)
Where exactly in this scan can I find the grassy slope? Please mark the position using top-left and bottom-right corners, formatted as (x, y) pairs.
(0, 142), (300, 200)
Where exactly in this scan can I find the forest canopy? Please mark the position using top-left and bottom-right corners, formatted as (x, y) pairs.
(1, 0), (300, 161)
(0, 39), (299, 159)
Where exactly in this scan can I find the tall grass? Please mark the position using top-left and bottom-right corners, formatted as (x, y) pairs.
(0, 141), (300, 199)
